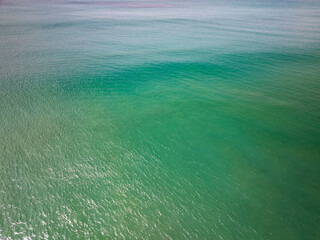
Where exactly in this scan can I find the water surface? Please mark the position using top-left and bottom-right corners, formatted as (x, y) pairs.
(1, 0), (320, 239)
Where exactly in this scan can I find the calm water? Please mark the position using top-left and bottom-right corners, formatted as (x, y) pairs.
(1, 0), (320, 239)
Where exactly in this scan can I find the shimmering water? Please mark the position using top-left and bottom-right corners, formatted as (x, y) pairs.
(1, 0), (320, 239)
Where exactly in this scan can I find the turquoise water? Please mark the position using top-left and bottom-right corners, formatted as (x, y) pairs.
(1, 0), (320, 239)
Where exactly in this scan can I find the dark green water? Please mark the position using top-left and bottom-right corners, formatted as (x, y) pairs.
(1, 0), (320, 239)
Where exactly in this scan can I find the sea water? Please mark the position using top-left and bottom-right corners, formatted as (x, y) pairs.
(0, 0), (320, 239)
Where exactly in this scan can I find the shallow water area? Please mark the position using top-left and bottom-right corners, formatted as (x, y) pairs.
(1, 0), (320, 239)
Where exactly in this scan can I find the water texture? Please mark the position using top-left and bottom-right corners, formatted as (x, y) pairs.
(1, 0), (320, 239)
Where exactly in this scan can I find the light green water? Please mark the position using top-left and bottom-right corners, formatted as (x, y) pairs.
(1, 0), (320, 239)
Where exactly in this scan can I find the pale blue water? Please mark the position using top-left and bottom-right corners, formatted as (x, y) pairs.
(1, 0), (320, 239)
